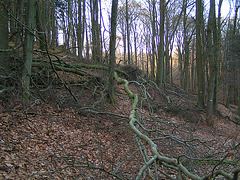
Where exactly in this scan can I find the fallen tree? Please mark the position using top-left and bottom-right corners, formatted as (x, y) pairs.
(114, 71), (240, 180)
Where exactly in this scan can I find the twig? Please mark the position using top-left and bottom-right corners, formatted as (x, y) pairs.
(136, 155), (157, 180)
(115, 149), (139, 174)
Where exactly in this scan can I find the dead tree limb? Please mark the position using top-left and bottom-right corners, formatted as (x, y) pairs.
(114, 71), (238, 180)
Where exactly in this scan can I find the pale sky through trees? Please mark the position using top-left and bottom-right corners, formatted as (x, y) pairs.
(57, 0), (235, 47)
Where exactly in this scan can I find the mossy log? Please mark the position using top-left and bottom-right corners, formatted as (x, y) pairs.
(33, 61), (128, 78)
(32, 62), (94, 77)
(72, 63), (128, 78)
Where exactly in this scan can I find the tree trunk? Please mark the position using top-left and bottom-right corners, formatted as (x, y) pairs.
(82, 0), (86, 55)
(196, 0), (205, 108)
(178, 44), (183, 88)
(150, 0), (156, 79)
(9, 1), (16, 41)
(22, 0), (36, 98)
(15, 0), (24, 46)
(183, 1), (189, 92)
(126, 0), (131, 65)
(238, 87), (240, 116)
(156, 0), (165, 88)
(62, 10), (68, 49)
(107, 0), (118, 103)
(134, 24), (137, 67)
(123, 26), (126, 64)
(99, 0), (103, 63)
(191, 39), (195, 92)
(213, 0), (223, 113)
(51, 0), (57, 48)
(86, 23), (90, 60)
(78, 0), (83, 61)
(183, 42), (190, 92)
(67, 0), (71, 51)
(146, 35), (149, 77)
(36, 0), (46, 50)
(227, 5), (239, 108)
(141, 49), (144, 72)
(0, 0), (10, 80)
(206, 0), (220, 116)
(91, 0), (100, 62)
(165, 14), (170, 84)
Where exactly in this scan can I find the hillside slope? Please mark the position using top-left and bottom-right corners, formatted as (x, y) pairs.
(0, 56), (239, 179)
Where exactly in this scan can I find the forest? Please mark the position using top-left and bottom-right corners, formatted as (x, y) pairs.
(0, 0), (240, 179)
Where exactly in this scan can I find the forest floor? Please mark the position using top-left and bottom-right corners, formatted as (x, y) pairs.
(0, 53), (240, 179)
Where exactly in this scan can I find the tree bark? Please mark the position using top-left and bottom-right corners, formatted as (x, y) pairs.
(78, 0), (83, 62)
(126, 0), (131, 65)
(22, 0), (36, 98)
(91, 0), (100, 62)
(196, 0), (205, 108)
(0, 0), (10, 80)
(107, 0), (118, 103)
(15, 0), (24, 46)
(182, 0), (189, 92)
(165, 15), (170, 84)
(50, 0), (57, 48)
(134, 24), (138, 67)
(156, 0), (165, 88)
(206, 0), (217, 116)
(150, 0), (156, 79)
(213, 0), (223, 113)
(36, 0), (46, 50)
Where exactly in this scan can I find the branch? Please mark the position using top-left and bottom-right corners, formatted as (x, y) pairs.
(136, 155), (157, 180)
(0, 44), (21, 52)
(114, 71), (238, 180)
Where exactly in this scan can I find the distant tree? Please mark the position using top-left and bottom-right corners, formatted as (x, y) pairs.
(165, 11), (171, 84)
(182, 1), (195, 92)
(50, 0), (58, 49)
(149, 0), (157, 79)
(117, 2), (127, 64)
(67, 0), (75, 54)
(125, 0), (131, 64)
(15, 0), (25, 46)
(36, 0), (46, 50)
(226, 3), (240, 110)
(56, 0), (68, 48)
(90, 0), (101, 62)
(117, 0), (142, 66)
(35, 0), (58, 50)
(212, 0), (223, 113)
(140, 7), (151, 75)
(77, 0), (86, 62)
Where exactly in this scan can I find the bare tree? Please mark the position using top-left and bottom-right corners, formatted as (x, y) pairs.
(156, 0), (165, 87)
(0, 0), (10, 81)
(78, 0), (86, 62)
(107, 0), (118, 103)
(195, 0), (205, 108)
(22, 0), (37, 98)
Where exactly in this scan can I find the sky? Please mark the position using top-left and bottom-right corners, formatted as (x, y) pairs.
(219, 0), (234, 17)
